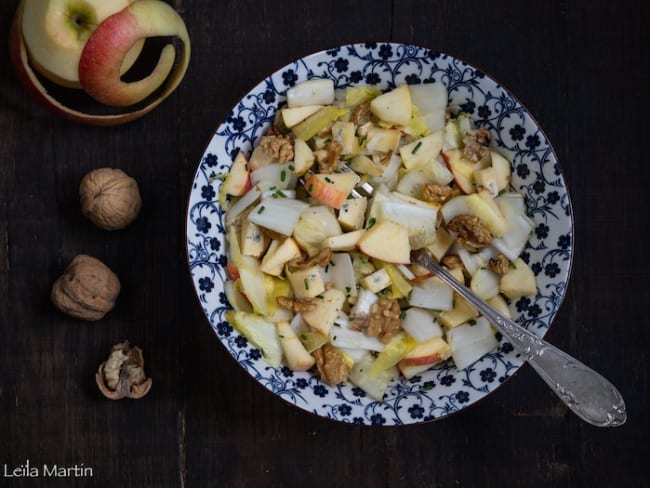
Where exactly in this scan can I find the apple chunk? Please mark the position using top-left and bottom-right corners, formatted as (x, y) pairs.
(301, 288), (346, 336)
(356, 220), (411, 264)
(276, 320), (316, 371)
(370, 84), (412, 126)
(222, 151), (251, 198)
(79, 0), (191, 107)
(304, 173), (359, 209)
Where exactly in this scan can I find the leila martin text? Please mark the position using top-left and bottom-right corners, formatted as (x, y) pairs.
(3, 459), (93, 478)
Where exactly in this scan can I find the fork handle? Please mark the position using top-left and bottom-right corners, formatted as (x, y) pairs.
(410, 250), (627, 427)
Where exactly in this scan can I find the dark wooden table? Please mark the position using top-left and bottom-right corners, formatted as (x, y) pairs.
(1, 1), (648, 486)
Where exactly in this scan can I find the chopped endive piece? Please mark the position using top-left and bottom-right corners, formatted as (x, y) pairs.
(276, 320), (316, 371)
(447, 317), (498, 370)
(291, 106), (349, 141)
(403, 105), (430, 138)
(247, 197), (309, 236)
(328, 253), (357, 298)
(349, 352), (397, 401)
(349, 154), (384, 176)
(237, 256), (271, 315)
(369, 332), (419, 377)
(225, 186), (261, 226)
(297, 330), (330, 353)
(224, 279), (252, 312)
(409, 82), (448, 133)
(377, 200), (438, 250)
(375, 262), (412, 299)
(408, 276), (454, 311)
(282, 105), (324, 128)
(345, 85), (382, 107)
(287, 78), (335, 108)
(400, 307), (442, 342)
(225, 310), (283, 368)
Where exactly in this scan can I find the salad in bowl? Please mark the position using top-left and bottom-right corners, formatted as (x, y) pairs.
(186, 43), (573, 425)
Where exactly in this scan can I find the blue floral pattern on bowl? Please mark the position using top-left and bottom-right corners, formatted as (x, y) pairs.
(186, 43), (573, 425)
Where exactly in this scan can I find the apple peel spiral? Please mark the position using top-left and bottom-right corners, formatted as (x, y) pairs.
(9, 0), (191, 126)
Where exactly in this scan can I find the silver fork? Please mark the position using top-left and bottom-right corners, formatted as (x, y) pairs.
(411, 248), (627, 427)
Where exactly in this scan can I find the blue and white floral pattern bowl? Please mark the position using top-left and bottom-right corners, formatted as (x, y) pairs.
(186, 43), (573, 425)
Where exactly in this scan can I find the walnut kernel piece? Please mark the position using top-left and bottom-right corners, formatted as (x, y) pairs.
(276, 296), (317, 313)
(462, 127), (491, 163)
(350, 101), (371, 125)
(447, 215), (492, 252)
(367, 297), (402, 343)
(313, 141), (343, 173)
(259, 132), (294, 162)
(96, 341), (152, 400)
(288, 247), (333, 270)
(312, 344), (349, 386)
(80, 168), (142, 231)
(51, 254), (120, 321)
(489, 254), (511, 275)
(421, 183), (461, 204)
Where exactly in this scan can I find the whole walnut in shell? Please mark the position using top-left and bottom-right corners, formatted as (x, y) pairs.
(96, 341), (152, 400)
(51, 254), (120, 321)
(80, 168), (142, 230)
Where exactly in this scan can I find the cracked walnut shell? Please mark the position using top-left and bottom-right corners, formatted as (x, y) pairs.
(96, 341), (152, 400)
(51, 254), (120, 321)
(80, 168), (142, 230)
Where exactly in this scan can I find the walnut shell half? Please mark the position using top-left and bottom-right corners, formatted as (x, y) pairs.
(96, 341), (152, 400)
(51, 254), (120, 321)
(80, 167), (142, 231)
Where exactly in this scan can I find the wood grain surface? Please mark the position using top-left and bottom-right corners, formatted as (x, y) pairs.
(0, 1), (648, 486)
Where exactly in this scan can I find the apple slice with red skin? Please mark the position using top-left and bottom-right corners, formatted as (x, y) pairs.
(442, 149), (476, 194)
(9, 0), (190, 126)
(79, 0), (190, 107)
(223, 152), (252, 197)
(304, 173), (359, 209)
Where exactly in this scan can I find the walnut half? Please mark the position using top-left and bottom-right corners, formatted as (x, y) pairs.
(312, 344), (349, 386)
(96, 341), (152, 400)
(447, 215), (492, 252)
